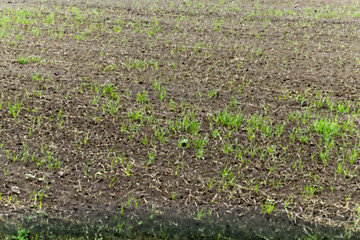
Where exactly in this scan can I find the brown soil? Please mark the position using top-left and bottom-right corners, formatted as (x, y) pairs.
(1, 0), (360, 238)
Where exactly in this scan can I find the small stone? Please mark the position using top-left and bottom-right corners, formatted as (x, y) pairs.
(11, 186), (20, 194)
(58, 171), (66, 178)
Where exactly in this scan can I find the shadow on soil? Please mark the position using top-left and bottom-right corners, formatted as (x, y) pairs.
(0, 207), (354, 239)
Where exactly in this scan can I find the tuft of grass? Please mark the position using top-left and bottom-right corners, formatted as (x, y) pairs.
(17, 56), (41, 64)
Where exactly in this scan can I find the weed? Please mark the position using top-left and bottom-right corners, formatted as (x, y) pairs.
(12, 229), (30, 240)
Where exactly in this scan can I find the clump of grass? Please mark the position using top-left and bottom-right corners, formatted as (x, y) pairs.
(17, 56), (41, 64)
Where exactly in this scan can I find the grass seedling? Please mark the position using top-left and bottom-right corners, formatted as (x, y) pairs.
(155, 128), (167, 144)
(125, 162), (133, 176)
(169, 98), (176, 112)
(109, 176), (116, 188)
(147, 150), (156, 165)
(174, 164), (180, 177)
(208, 89), (218, 99)
(222, 142), (233, 155)
(171, 188), (177, 200)
(302, 182), (317, 201)
(261, 197), (276, 215)
(136, 90), (147, 104)
(8, 99), (22, 119)
(220, 164), (231, 184)
(197, 207), (205, 220)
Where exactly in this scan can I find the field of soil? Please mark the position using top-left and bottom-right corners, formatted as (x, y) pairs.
(1, 0), (360, 239)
